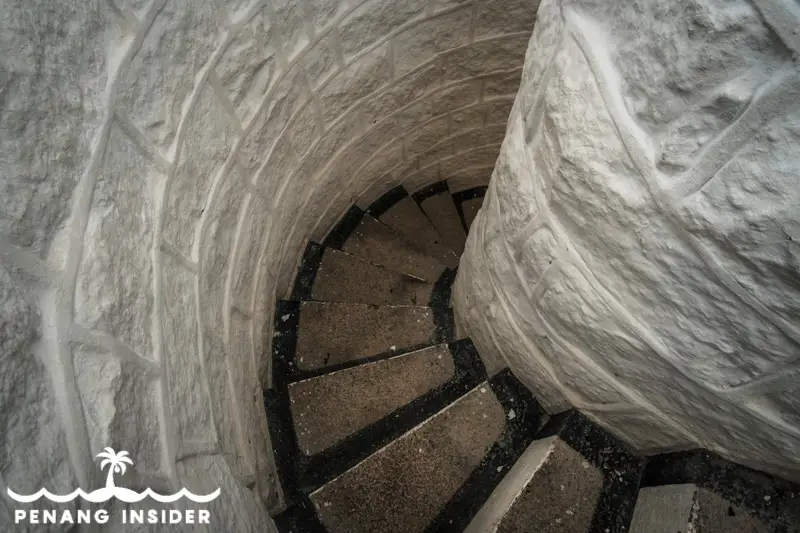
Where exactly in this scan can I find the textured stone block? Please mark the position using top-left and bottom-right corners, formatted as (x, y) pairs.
(439, 36), (529, 81)
(0, 0), (113, 258)
(339, 0), (428, 57)
(177, 455), (274, 533)
(73, 344), (162, 473)
(447, 167), (493, 190)
(274, 0), (309, 61)
(439, 144), (502, 180)
(486, 98), (514, 124)
(162, 254), (215, 444)
(484, 69), (523, 98)
(303, 32), (339, 89)
(393, 7), (472, 77)
(678, 107), (800, 325)
(121, 0), (222, 148)
(319, 44), (391, 123)
(232, 194), (272, 309)
(217, 5), (281, 125)
(583, 410), (694, 454)
(286, 102), (321, 160)
(0, 265), (76, 524)
(240, 64), (307, 169)
(361, 62), (444, 125)
(309, 0), (345, 32)
(450, 104), (488, 131)
(406, 116), (450, 156)
(202, 332), (251, 477)
(473, 0), (539, 41)
(397, 82), (479, 131)
(200, 167), (246, 334)
(75, 124), (161, 357)
(163, 85), (238, 257)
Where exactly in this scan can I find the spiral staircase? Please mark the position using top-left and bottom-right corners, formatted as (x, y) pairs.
(263, 183), (798, 533)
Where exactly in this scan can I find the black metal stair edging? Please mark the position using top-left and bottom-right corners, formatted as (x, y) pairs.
(451, 185), (488, 234)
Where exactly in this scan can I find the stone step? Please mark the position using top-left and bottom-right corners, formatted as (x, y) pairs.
(452, 186), (488, 233)
(414, 183), (467, 256)
(629, 484), (769, 533)
(294, 301), (454, 372)
(289, 344), (456, 455)
(465, 410), (643, 533)
(310, 383), (506, 533)
(339, 213), (448, 283)
(464, 436), (604, 533)
(370, 192), (460, 269)
(296, 243), (436, 306)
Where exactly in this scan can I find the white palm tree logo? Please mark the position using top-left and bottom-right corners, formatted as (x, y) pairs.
(96, 448), (133, 489)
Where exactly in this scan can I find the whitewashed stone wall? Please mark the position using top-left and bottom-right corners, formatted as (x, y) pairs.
(455, 0), (800, 481)
(0, 0), (536, 529)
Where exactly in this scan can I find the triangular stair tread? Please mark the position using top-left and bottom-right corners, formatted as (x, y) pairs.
(415, 187), (467, 255)
(295, 301), (455, 372)
(294, 243), (436, 306)
(629, 484), (770, 533)
(340, 214), (447, 282)
(309, 383), (505, 533)
(374, 194), (460, 269)
(289, 344), (456, 456)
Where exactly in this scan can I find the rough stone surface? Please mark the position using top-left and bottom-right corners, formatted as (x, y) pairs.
(456, 0), (800, 480)
(121, 0), (222, 149)
(0, 0), (113, 260)
(0, 266), (76, 529)
(217, 4), (281, 125)
(338, 0), (428, 57)
(162, 254), (215, 444)
(319, 44), (391, 123)
(303, 32), (340, 90)
(73, 344), (162, 473)
(393, 7), (472, 77)
(163, 85), (238, 257)
(75, 124), (161, 357)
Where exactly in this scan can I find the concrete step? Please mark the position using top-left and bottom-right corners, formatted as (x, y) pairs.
(464, 435), (604, 533)
(289, 344), (456, 455)
(414, 184), (467, 256)
(465, 410), (644, 533)
(340, 213), (448, 283)
(294, 301), (454, 372)
(299, 244), (436, 306)
(372, 194), (460, 269)
(310, 383), (506, 533)
(629, 484), (769, 533)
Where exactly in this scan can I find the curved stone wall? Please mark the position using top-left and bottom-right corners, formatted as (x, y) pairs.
(0, 0), (536, 528)
(455, 0), (800, 481)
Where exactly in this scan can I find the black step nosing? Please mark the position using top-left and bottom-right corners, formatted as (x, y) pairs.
(365, 185), (409, 218)
(294, 340), (488, 491)
(641, 450), (800, 531)
(274, 495), (328, 533)
(451, 185), (489, 204)
(290, 242), (325, 302)
(452, 186), (488, 234)
(411, 180), (450, 204)
(322, 205), (365, 250)
(423, 369), (545, 533)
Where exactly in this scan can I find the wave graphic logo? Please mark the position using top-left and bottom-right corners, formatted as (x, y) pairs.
(7, 447), (220, 504)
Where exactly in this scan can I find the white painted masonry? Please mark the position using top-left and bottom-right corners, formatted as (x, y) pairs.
(0, 0), (534, 529)
(455, 0), (800, 481)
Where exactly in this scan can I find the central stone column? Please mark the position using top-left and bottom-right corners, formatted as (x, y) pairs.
(455, 0), (800, 481)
